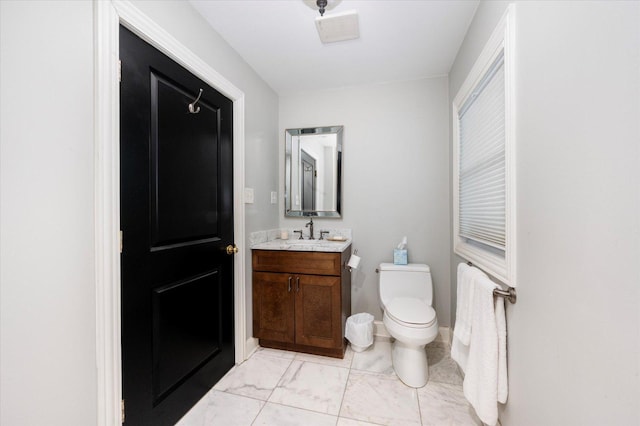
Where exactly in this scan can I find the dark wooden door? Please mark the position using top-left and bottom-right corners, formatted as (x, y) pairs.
(120, 26), (234, 426)
(253, 272), (296, 343)
(295, 275), (341, 348)
(301, 150), (316, 210)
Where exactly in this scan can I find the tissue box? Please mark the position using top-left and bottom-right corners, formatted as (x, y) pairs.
(393, 249), (407, 265)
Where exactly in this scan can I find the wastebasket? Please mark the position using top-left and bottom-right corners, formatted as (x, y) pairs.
(345, 312), (374, 352)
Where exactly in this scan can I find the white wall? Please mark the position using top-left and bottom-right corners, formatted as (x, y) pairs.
(0, 2), (97, 425)
(0, 1), (279, 424)
(280, 78), (451, 325)
(449, 1), (640, 424)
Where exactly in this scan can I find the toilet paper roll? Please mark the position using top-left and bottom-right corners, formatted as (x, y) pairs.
(347, 254), (361, 269)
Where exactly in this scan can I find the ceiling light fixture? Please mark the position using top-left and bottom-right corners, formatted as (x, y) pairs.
(316, 0), (328, 16)
(302, 0), (359, 44)
(302, 0), (342, 16)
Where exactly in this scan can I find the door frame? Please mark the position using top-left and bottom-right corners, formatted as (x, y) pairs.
(94, 1), (247, 424)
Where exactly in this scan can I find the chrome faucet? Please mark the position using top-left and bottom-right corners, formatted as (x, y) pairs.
(305, 218), (315, 240)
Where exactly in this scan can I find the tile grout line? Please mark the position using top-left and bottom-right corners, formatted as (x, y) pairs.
(253, 349), (353, 425)
(335, 345), (408, 426)
(256, 400), (341, 423)
(203, 340), (472, 425)
(264, 354), (295, 401)
(335, 347), (354, 426)
(416, 386), (424, 426)
(248, 399), (266, 426)
(248, 349), (296, 426)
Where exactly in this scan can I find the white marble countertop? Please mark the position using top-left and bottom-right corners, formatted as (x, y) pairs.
(251, 238), (351, 252)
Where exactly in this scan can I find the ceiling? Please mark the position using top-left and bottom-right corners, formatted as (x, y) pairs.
(189, 0), (479, 96)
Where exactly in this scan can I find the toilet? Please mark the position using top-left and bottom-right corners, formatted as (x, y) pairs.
(379, 263), (438, 388)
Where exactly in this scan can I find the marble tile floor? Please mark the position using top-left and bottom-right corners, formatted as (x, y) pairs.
(176, 339), (481, 426)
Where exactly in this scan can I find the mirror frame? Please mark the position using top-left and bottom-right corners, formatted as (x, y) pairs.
(285, 125), (343, 218)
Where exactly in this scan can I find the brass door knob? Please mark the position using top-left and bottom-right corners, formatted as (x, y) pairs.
(226, 244), (239, 255)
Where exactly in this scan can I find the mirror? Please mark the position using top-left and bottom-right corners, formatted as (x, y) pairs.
(285, 125), (343, 218)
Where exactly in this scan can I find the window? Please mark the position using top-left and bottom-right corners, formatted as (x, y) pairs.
(453, 5), (515, 285)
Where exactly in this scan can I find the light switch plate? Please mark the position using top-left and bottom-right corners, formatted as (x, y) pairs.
(270, 191), (277, 204)
(244, 188), (254, 204)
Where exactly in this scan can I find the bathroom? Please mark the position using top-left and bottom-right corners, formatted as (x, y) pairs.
(0, 1), (639, 425)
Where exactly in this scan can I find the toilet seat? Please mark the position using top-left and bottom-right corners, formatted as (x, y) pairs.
(385, 297), (436, 328)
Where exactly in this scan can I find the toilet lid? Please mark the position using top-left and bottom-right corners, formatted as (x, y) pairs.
(386, 297), (436, 325)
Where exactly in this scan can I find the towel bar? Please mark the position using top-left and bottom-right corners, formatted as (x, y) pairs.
(466, 262), (517, 304)
(492, 286), (517, 304)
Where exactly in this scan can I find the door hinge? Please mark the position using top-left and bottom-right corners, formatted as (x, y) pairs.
(118, 59), (122, 83)
(119, 230), (123, 254)
(121, 399), (125, 423)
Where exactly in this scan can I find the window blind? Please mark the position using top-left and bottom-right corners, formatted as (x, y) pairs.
(458, 53), (506, 251)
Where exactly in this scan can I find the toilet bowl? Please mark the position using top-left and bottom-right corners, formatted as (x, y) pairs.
(379, 263), (438, 388)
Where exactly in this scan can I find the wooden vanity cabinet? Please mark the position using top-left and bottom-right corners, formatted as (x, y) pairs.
(252, 247), (351, 358)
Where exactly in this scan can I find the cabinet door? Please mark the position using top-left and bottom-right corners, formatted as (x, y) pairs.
(295, 275), (342, 349)
(253, 272), (295, 343)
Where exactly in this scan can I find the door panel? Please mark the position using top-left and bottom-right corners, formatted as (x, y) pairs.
(150, 71), (220, 249)
(295, 275), (341, 348)
(301, 150), (316, 211)
(152, 270), (222, 403)
(253, 272), (295, 343)
(120, 25), (234, 426)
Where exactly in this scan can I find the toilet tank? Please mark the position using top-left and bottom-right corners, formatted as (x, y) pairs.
(379, 263), (433, 306)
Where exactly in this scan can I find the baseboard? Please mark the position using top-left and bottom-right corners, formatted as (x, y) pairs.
(374, 321), (451, 345)
(248, 323), (451, 355)
(244, 337), (259, 361)
(437, 326), (450, 344)
(373, 320), (392, 341)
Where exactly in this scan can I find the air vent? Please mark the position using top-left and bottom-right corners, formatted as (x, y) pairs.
(315, 10), (360, 44)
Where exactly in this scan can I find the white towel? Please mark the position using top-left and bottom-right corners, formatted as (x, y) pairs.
(496, 295), (508, 404)
(463, 275), (507, 426)
(451, 330), (470, 373)
(451, 263), (486, 372)
(453, 263), (475, 345)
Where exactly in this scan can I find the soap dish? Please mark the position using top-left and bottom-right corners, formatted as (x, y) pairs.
(327, 236), (347, 241)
